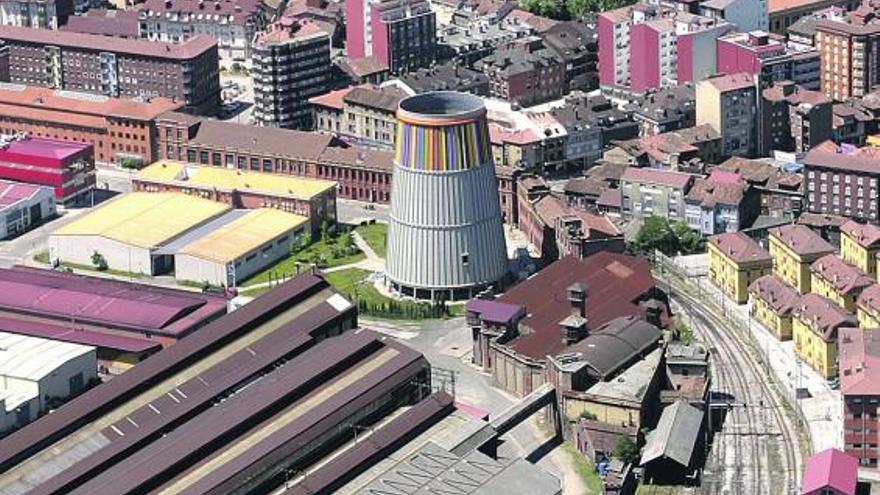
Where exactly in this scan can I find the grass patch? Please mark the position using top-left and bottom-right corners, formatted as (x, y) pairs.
(636, 486), (682, 495)
(562, 442), (604, 494)
(57, 260), (146, 279)
(33, 251), (49, 264)
(354, 222), (387, 258)
(327, 268), (457, 321)
(241, 233), (365, 287)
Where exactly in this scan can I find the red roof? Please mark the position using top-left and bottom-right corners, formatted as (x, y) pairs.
(709, 232), (771, 265)
(749, 274), (800, 316)
(0, 180), (48, 208)
(804, 141), (880, 174)
(793, 293), (857, 341)
(857, 284), (880, 314)
(0, 85), (181, 122)
(621, 167), (693, 189)
(771, 224), (835, 257)
(841, 220), (880, 248)
(308, 86), (358, 110)
(839, 327), (880, 397)
(801, 448), (857, 495)
(811, 254), (873, 295)
(498, 253), (663, 359)
(0, 25), (216, 59)
(534, 195), (621, 237)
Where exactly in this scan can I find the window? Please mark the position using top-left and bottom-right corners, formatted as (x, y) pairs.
(461, 253), (469, 266)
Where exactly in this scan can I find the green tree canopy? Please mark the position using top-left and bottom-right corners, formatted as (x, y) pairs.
(632, 217), (705, 256)
(614, 436), (640, 465)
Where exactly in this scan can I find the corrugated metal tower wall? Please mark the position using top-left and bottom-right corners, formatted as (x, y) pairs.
(386, 92), (507, 300)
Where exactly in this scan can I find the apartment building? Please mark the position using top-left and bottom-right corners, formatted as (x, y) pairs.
(769, 223), (835, 293)
(810, 253), (873, 312)
(803, 142), (880, 221)
(700, 0), (768, 32)
(310, 84), (405, 149)
(839, 327), (880, 467)
(759, 81), (833, 155)
(815, 2), (880, 100)
(685, 170), (759, 235)
(716, 30), (820, 89)
(598, 4), (732, 95)
(345, 0), (436, 74)
(696, 72), (758, 158)
(708, 231), (772, 303)
(136, 0), (269, 64)
(749, 273), (801, 339)
(793, 292), (857, 378)
(0, 26), (220, 115)
(840, 220), (880, 276)
(0, 0), (72, 29)
(474, 41), (566, 107)
(620, 167), (695, 222)
(252, 19), (331, 130)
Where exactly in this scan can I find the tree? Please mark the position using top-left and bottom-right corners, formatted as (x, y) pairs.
(671, 221), (704, 254)
(633, 216), (678, 255)
(579, 410), (598, 420)
(90, 250), (108, 271)
(614, 436), (640, 465)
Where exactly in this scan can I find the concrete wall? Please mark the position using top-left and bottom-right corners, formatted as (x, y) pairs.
(0, 189), (55, 239)
(49, 235), (153, 275)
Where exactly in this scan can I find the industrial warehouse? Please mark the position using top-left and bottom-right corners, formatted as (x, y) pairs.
(0, 273), (563, 495)
(133, 160), (338, 233)
(0, 266), (226, 360)
(48, 192), (310, 285)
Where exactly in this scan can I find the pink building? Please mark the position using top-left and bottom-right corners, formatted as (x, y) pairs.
(801, 448), (857, 495)
(598, 4), (732, 94)
(716, 30), (820, 89)
(0, 137), (95, 204)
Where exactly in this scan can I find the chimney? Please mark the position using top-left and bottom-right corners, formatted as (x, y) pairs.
(567, 282), (587, 318)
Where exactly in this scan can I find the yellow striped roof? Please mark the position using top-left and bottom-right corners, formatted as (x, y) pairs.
(177, 208), (307, 263)
(54, 192), (231, 248)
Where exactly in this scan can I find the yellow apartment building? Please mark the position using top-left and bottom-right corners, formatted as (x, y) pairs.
(792, 293), (858, 379)
(840, 220), (880, 279)
(857, 284), (880, 329)
(810, 254), (874, 313)
(769, 224), (835, 293)
(708, 232), (772, 303)
(749, 274), (800, 340)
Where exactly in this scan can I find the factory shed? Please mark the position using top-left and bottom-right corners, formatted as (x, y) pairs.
(173, 208), (309, 287)
(49, 192), (231, 275)
(0, 332), (96, 433)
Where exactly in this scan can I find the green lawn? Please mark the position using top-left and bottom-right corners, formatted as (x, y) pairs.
(241, 235), (365, 287)
(57, 260), (146, 279)
(563, 442), (604, 494)
(354, 222), (387, 258)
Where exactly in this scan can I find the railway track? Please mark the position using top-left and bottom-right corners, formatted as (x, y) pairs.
(657, 264), (803, 494)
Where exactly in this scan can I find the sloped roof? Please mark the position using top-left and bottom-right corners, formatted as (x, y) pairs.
(839, 327), (880, 397)
(801, 448), (857, 495)
(641, 401), (704, 466)
(811, 254), (873, 295)
(857, 284), (880, 314)
(770, 224), (834, 257)
(557, 316), (662, 379)
(793, 293), (857, 342)
(749, 274), (800, 316)
(499, 253), (663, 360)
(841, 220), (880, 248)
(709, 232), (771, 265)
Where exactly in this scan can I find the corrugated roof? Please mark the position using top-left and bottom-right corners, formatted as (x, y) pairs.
(178, 209), (307, 263)
(557, 316), (662, 379)
(640, 401), (704, 467)
(0, 316), (160, 353)
(499, 253), (664, 359)
(0, 331), (93, 382)
(54, 192), (231, 249)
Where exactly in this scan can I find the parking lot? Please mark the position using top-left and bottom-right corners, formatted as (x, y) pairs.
(219, 74), (254, 124)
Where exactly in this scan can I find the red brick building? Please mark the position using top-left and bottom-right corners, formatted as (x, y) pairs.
(839, 326), (880, 467)
(0, 85), (182, 167)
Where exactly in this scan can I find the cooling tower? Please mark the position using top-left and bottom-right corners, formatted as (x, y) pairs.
(386, 92), (507, 301)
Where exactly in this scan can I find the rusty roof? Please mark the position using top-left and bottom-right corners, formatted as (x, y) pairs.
(498, 253), (664, 360)
(793, 293), (857, 342)
(770, 224), (835, 257)
(709, 232), (771, 265)
(811, 254), (873, 295)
